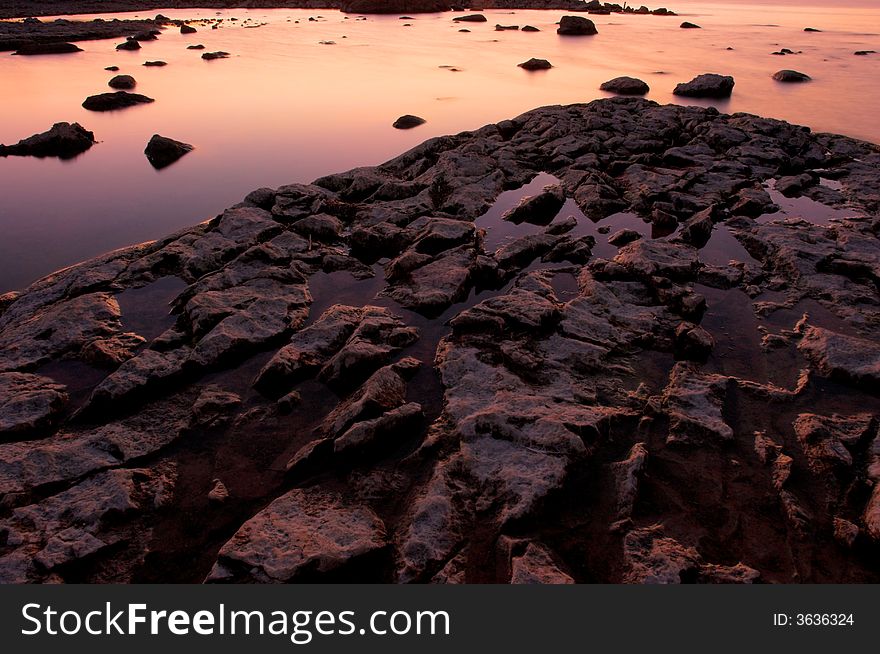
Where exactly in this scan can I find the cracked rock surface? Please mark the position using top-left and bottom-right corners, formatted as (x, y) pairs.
(1, 97), (879, 583)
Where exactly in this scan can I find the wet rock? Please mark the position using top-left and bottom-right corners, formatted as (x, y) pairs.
(662, 363), (732, 445)
(187, 44), (205, 50)
(673, 73), (735, 98)
(557, 16), (598, 35)
(680, 21), (701, 28)
(0, 372), (68, 437)
(600, 76), (650, 96)
(115, 38), (141, 51)
(202, 51), (230, 60)
(82, 91), (154, 112)
(392, 114), (426, 129)
(518, 58), (552, 71)
(143, 60), (167, 67)
(612, 239), (699, 280)
(522, 25), (540, 32)
(189, 387), (241, 429)
(180, 24), (197, 35)
(773, 69), (811, 83)
(0, 122), (95, 159)
(108, 74), (136, 89)
(798, 326), (880, 387)
(144, 134), (193, 169)
(452, 14), (487, 23)
(503, 185), (565, 225)
(607, 228), (641, 247)
(674, 321), (714, 361)
(206, 487), (386, 583)
(79, 332), (146, 367)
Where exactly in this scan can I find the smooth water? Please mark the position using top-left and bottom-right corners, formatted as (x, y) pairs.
(0, 2), (878, 292)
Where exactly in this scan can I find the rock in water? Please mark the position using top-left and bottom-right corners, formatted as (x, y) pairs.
(557, 16), (598, 35)
(143, 60), (167, 67)
(144, 134), (194, 169)
(392, 114), (426, 129)
(0, 122), (95, 159)
(600, 76), (650, 95)
(673, 73), (735, 98)
(772, 69), (811, 82)
(340, 0), (449, 12)
(108, 74), (136, 89)
(115, 39), (141, 51)
(452, 14), (488, 23)
(180, 25), (197, 34)
(13, 42), (82, 55)
(82, 91), (154, 111)
(680, 21), (701, 28)
(202, 51), (230, 60)
(518, 58), (552, 71)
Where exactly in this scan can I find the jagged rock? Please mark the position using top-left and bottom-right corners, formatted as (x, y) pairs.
(798, 327), (880, 387)
(0, 122), (95, 159)
(206, 487), (386, 582)
(144, 134), (193, 169)
(208, 479), (229, 503)
(509, 542), (574, 584)
(607, 228), (641, 247)
(674, 322), (714, 361)
(610, 443), (648, 520)
(662, 363), (732, 444)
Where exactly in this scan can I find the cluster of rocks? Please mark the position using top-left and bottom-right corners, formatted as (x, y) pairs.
(1, 96), (878, 584)
(0, 16), (166, 53)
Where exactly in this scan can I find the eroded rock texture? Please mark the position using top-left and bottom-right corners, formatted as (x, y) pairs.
(2, 98), (879, 583)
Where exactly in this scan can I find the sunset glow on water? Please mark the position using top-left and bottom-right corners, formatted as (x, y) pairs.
(1, 1), (878, 291)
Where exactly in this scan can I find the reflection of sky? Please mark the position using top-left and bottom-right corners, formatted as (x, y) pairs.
(0, 4), (878, 291)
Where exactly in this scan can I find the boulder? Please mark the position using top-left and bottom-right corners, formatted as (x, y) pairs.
(518, 58), (552, 71)
(680, 21), (701, 28)
(144, 134), (194, 169)
(557, 16), (598, 36)
(600, 76), (650, 95)
(180, 24), (197, 34)
(452, 14), (488, 23)
(673, 73), (735, 98)
(202, 51), (230, 60)
(392, 114), (426, 129)
(108, 74), (136, 89)
(503, 185), (565, 224)
(115, 39), (141, 51)
(772, 69), (811, 83)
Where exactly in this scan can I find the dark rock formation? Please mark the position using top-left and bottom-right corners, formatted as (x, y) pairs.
(600, 76), (650, 95)
(557, 15), (598, 35)
(143, 60), (167, 66)
(772, 69), (811, 83)
(202, 50), (230, 60)
(0, 122), (95, 159)
(453, 14), (487, 22)
(3, 97), (880, 585)
(82, 91), (155, 111)
(13, 41), (82, 55)
(518, 57), (552, 70)
(144, 134), (194, 169)
(108, 74), (136, 89)
(673, 73), (735, 98)
(116, 38), (141, 51)
(680, 21), (700, 28)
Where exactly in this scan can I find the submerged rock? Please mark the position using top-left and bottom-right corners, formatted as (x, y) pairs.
(13, 42), (82, 55)
(0, 122), (95, 159)
(392, 114), (426, 129)
(772, 69), (811, 83)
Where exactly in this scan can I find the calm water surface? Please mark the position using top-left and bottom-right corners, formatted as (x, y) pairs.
(0, 1), (878, 291)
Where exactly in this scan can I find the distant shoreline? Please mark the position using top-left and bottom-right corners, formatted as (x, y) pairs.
(0, 1), (675, 21)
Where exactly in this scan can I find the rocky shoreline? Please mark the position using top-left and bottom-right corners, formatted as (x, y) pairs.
(0, 1), (674, 20)
(1, 97), (879, 583)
